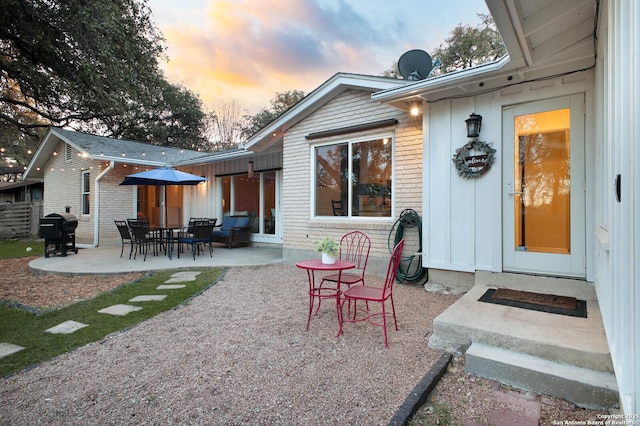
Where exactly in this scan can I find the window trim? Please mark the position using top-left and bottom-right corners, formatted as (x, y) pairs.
(311, 132), (395, 220)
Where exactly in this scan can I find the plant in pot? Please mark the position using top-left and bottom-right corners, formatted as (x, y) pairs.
(314, 237), (340, 264)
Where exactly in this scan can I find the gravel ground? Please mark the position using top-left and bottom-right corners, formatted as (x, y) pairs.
(0, 261), (616, 425)
(1, 263), (460, 425)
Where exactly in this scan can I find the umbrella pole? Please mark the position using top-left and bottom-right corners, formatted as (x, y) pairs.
(163, 186), (167, 228)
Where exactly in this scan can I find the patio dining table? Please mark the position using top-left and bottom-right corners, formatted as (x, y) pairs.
(150, 225), (181, 260)
(295, 259), (355, 337)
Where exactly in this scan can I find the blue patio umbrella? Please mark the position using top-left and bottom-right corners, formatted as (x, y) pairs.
(120, 167), (208, 186)
(120, 167), (208, 226)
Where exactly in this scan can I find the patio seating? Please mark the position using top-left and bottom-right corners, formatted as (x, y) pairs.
(177, 220), (215, 260)
(179, 218), (216, 253)
(321, 230), (371, 288)
(127, 219), (158, 261)
(211, 214), (255, 248)
(317, 230), (371, 314)
(114, 220), (134, 259)
(340, 239), (405, 348)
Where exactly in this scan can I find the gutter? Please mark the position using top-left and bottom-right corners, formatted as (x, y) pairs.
(371, 55), (514, 103)
(93, 160), (115, 247)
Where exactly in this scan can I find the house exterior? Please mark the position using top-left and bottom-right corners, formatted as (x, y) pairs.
(24, 128), (228, 245)
(23, 0), (637, 413)
(239, 0), (638, 413)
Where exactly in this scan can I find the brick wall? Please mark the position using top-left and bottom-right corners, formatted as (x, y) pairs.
(282, 89), (423, 275)
(43, 142), (135, 246)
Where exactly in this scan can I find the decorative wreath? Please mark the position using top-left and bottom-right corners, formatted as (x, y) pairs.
(452, 140), (496, 179)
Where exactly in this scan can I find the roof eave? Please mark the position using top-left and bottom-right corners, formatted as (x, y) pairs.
(371, 55), (517, 107)
(243, 73), (408, 152)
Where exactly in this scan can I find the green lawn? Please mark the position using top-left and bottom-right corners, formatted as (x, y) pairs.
(0, 239), (45, 259)
(0, 244), (223, 377)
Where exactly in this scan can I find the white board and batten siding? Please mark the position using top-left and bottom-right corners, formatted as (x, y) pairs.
(593, 0), (639, 414)
(422, 73), (595, 277)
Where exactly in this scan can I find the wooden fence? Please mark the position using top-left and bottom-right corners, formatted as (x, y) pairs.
(0, 201), (43, 239)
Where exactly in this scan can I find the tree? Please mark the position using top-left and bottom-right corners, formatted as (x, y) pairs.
(203, 100), (246, 151)
(0, 0), (206, 169)
(381, 14), (505, 79)
(242, 90), (305, 138)
(429, 14), (506, 76)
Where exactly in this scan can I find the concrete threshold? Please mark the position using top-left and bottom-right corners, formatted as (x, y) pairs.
(428, 271), (618, 410)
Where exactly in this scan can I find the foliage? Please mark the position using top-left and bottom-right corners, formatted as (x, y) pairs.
(0, 239), (44, 259)
(314, 237), (340, 257)
(242, 90), (306, 139)
(0, 268), (223, 378)
(0, 0), (207, 168)
(381, 14), (505, 79)
(203, 100), (247, 151)
(452, 140), (496, 179)
(429, 14), (506, 76)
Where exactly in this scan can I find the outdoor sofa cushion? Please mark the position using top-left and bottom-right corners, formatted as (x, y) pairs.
(211, 214), (254, 248)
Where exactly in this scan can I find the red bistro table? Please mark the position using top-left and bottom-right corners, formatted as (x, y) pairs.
(295, 259), (355, 336)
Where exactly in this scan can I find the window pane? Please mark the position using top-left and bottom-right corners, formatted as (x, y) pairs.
(82, 172), (90, 215)
(264, 172), (276, 234)
(234, 175), (259, 233)
(352, 138), (392, 217)
(222, 177), (231, 215)
(315, 143), (347, 216)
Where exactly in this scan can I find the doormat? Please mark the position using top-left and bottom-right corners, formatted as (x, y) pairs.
(478, 288), (587, 318)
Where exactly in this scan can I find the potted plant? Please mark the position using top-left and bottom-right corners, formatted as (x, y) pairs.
(314, 237), (340, 264)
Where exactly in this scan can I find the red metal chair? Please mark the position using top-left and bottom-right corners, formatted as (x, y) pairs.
(317, 230), (371, 313)
(339, 239), (405, 348)
(321, 230), (371, 286)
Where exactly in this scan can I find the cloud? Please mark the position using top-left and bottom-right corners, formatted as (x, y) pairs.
(158, 0), (404, 112)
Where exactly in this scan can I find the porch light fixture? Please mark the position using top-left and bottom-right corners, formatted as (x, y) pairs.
(465, 113), (482, 138)
(248, 160), (254, 178)
(409, 102), (421, 117)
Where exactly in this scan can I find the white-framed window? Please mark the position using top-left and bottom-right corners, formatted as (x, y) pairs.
(81, 170), (90, 215)
(314, 134), (393, 218)
(220, 170), (278, 235)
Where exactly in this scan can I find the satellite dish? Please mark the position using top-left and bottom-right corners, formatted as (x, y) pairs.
(398, 49), (433, 81)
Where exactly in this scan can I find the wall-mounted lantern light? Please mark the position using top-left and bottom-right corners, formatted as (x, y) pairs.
(465, 113), (482, 138)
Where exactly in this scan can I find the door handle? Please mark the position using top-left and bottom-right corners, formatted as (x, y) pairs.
(508, 191), (523, 196)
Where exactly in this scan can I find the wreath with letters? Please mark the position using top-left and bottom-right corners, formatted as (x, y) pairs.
(452, 140), (496, 179)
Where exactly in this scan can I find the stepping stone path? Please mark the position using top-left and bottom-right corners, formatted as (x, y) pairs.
(98, 304), (143, 316)
(0, 343), (25, 360)
(0, 271), (202, 360)
(45, 320), (89, 335)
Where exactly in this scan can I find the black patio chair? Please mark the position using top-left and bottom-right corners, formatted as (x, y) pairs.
(177, 220), (215, 260)
(127, 219), (157, 261)
(114, 220), (134, 259)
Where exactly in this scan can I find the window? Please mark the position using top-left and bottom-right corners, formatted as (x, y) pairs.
(82, 171), (90, 215)
(221, 171), (278, 234)
(314, 135), (393, 218)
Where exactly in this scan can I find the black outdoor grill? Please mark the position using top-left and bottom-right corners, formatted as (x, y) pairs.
(39, 212), (79, 257)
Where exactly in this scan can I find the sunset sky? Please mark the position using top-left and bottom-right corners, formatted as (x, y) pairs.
(146, 0), (490, 114)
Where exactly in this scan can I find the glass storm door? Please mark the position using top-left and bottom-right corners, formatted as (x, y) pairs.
(502, 94), (585, 277)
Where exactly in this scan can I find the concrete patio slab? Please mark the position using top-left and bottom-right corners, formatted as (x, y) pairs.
(29, 246), (283, 276)
(45, 320), (89, 334)
(128, 295), (167, 302)
(0, 343), (25, 359)
(98, 304), (143, 316)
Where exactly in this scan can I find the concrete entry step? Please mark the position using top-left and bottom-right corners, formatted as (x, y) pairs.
(428, 272), (613, 373)
(466, 342), (619, 410)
